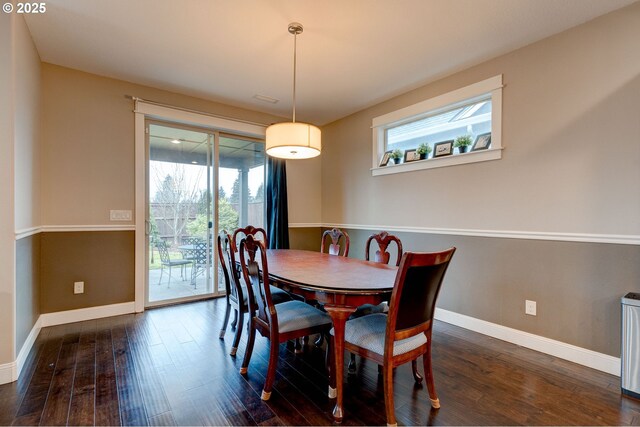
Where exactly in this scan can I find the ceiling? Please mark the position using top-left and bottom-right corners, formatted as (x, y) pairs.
(24, 0), (636, 125)
(148, 122), (264, 169)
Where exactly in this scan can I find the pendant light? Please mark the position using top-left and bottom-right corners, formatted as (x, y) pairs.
(265, 23), (321, 159)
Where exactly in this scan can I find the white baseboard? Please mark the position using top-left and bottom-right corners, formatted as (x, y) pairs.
(1, 302), (136, 385)
(0, 361), (15, 385)
(435, 308), (621, 376)
(15, 317), (42, 380)
(0, 317), (42, 385)
(40, 302), (136, 327)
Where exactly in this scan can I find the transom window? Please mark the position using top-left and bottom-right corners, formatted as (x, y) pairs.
(372, 75), (503, 176)
(386, 97), (492, 154)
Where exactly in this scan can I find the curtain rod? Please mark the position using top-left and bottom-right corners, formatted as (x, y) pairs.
(125, 95), (270, 128)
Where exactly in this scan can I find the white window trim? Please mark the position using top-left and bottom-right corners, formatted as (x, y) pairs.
(371, 74), (503, 176)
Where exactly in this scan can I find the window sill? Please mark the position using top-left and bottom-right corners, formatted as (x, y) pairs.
(371, 147), (502, 176)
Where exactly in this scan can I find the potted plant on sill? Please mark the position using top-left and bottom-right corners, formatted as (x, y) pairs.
(454, 135), (473, 154)
(389, 149), (403, 164)
(417, 143), (432, 160)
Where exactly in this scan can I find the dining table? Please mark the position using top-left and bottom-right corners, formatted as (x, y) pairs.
(265, 249), (397, 423)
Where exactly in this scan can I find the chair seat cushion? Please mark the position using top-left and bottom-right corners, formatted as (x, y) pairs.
(333, 313), (427, 357)
(275, 301), (332, 333)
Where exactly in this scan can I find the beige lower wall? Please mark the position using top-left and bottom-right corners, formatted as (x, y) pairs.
(289, 227), (322, 252)
(15, 234), (40, 352)
(40, 231), (134, 313)
(323, 228), (638, 357)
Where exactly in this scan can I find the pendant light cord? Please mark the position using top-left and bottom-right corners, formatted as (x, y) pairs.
(292, 31), (297, 123)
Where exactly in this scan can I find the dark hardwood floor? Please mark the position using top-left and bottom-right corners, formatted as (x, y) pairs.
(1, 297), (639, 426)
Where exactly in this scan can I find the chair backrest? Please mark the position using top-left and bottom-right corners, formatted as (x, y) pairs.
(156, 240), (171, 263)
(217, 230), (243, 304)
(365, 231), (403, 266)
(182, 236), (202, 245)
(239, 235), (276, 330)
(321, 228), (350, 257)
(386, 248), (456, 343)
(193, 241), (211, 265)
(232, 226), (269, 252)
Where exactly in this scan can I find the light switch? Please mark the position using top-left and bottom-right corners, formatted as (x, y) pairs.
(110, 210), (132, 221)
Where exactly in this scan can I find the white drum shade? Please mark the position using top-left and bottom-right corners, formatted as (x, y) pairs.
(265, 122), (321, 159)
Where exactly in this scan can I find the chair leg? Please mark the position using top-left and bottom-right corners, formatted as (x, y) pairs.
(158, 265), (164, 285)
(314, 332), (324, 347)
(412, 359), (423, 384)
(219, 301), (231, 339)
(167, 266), (172, 288)
(382, 362), (396, 427)
(423, 338), (440, 409)
(262, 338), (280, 401)
(240, 320), (255, 375)
(230, 310), (244, 357)
(348, 353), (357, 373)
(231, 308), (239, 329)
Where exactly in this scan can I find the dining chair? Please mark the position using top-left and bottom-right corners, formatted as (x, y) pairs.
(313, 227), (351, 347)
(231, 226), (293, 304)
(232, 225), (268, 252)
(156, 240), (192, 288)
(332, 247), (456, 426)
(348, 231), (406, 373)
(321, 228), (350, 257)
(365, 231), (403, 265)
(238, 235), (333, 401)
(217, 231), (248, 356)
(219, 229), (293, 356)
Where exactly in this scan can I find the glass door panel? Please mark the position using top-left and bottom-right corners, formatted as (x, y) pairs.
(146, 121), (215, 306)
(216, 135), (265, 293)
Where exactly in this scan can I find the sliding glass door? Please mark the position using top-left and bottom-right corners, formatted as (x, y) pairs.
(145, 121), (265, 307)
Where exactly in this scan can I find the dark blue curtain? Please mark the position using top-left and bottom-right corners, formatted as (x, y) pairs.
(266, 156), (290, 249)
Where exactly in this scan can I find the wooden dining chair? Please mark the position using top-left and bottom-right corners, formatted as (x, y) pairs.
(231, 225), (293, 304)
(332, 247), (456, 426)
(232, 225), (268, 252)
(238, 235), (333, 401)
(349, 231), (406, 373)
(218, 230), (293, 356)
(321, 228), (350, 257)
(217, 231), (248, 356)
(365, 231), (403, 266)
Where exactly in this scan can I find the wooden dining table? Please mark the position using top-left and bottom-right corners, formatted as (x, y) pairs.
(266, 249), (397, 423)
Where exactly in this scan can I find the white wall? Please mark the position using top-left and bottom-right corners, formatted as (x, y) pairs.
(321, 4), (640, 238)
(14, 15), (41, 231)
(0, 11), (17, 367)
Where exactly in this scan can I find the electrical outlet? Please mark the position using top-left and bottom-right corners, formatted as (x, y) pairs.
(74, 281), (84, 294)
(525, 300), (537, 316)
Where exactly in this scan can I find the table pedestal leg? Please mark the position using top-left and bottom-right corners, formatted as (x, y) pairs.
(324, 305), (356, 423)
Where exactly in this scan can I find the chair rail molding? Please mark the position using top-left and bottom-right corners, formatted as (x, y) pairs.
(314, 223), (640, 245)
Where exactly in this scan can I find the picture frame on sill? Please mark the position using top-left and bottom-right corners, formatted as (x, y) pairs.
(433, 140), (454, 158)
(379, 150), (393, 167)
(471, 132), (491, 151)
(404, 149), (421, 163)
